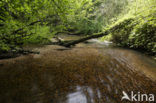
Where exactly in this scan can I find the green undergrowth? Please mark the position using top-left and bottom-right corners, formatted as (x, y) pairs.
(102, 0), (156, 56)
(23, 25), (52, 45)
(0, 25), (52, 53)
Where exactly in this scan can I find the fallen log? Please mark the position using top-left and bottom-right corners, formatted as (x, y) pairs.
(59, 18), (133, 47)
(61, 30), (110, 47)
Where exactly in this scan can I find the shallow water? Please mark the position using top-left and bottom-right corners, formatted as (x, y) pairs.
(0, 39), (156, 103)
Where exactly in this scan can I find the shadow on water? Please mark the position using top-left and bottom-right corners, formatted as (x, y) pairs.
(0, 39), (156, 103)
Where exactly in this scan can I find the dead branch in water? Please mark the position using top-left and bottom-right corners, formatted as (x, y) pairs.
(59, 30), (110, 47)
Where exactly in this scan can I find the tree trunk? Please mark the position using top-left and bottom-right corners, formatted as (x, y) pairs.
(61, 30), (110, 47)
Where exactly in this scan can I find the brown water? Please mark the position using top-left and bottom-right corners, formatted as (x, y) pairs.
(0, 39), (156, 103)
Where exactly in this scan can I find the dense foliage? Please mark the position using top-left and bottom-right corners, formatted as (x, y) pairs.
(0, 0), (155, 56)
(0, 0), (129, 53)
(0, 0), (73, 52)
(102, 0), (156, 55)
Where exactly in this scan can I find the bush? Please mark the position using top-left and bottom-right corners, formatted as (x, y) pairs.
(23, 25), (52, 44)
(0, 41), (11, 53)
(105, 0), (156, 56)
(129, 18), (156, 54)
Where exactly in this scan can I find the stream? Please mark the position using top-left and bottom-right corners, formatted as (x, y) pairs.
(0, 37), (156, 103)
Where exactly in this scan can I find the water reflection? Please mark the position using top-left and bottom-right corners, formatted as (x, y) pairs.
(67, 86), (105, 103)
(67, 86), (87, 103)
